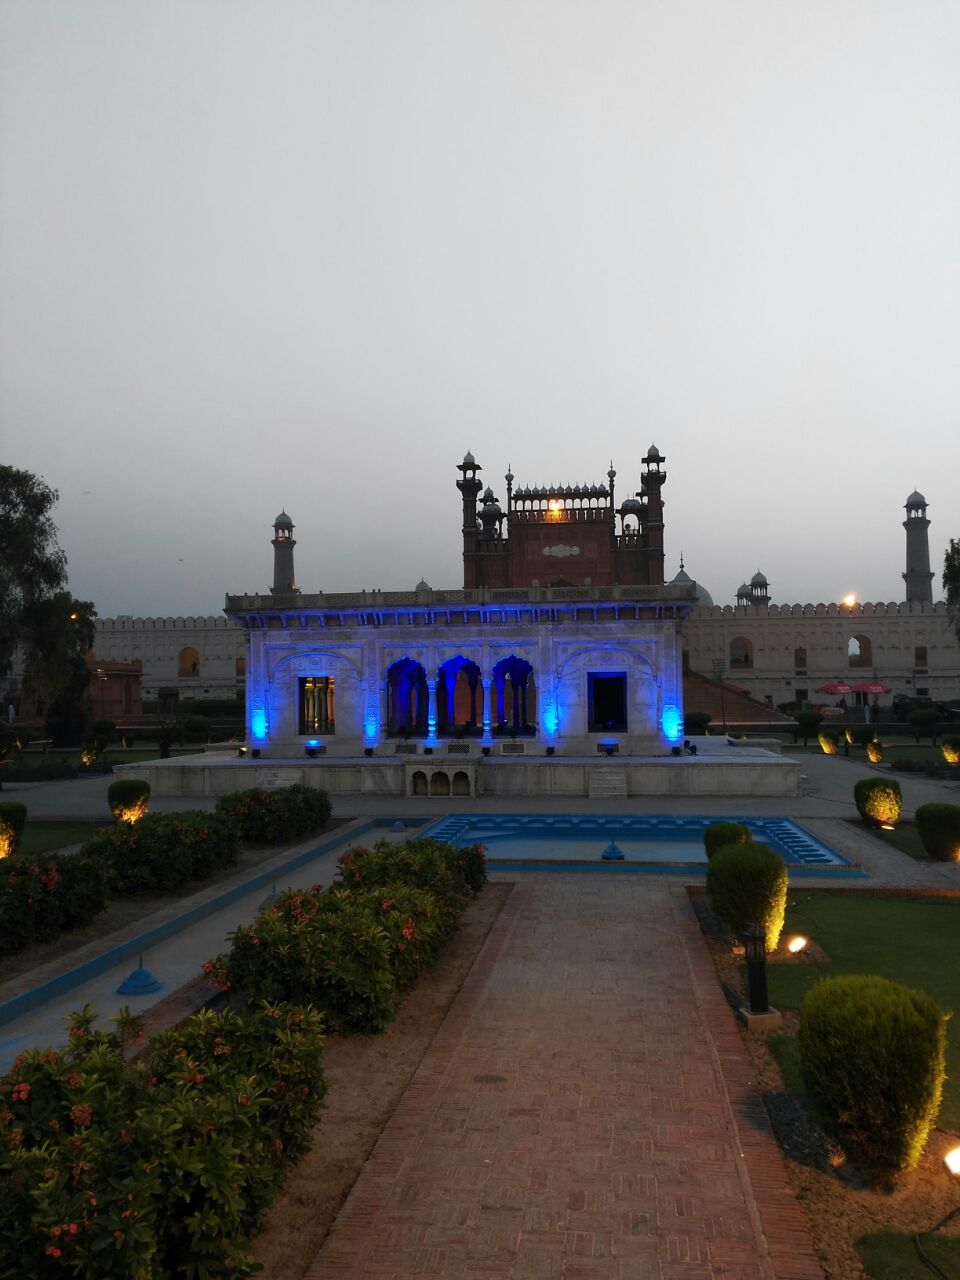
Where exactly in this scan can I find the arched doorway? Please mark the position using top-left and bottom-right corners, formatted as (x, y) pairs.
(386, 658), (428, 737)
(437, 655), (482, 736)
(492, 655), (536, 736)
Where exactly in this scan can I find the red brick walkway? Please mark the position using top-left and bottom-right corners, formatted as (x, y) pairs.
(306, 879), (823, 1279)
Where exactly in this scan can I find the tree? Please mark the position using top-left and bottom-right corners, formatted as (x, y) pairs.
(21, 593), (97, 746)
(0, 466), (68, 681)
(945, 539), (960, 640)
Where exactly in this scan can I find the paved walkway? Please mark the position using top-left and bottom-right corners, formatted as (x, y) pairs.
(306, 877), (822, 1280)
(8, 754), (960, 1277)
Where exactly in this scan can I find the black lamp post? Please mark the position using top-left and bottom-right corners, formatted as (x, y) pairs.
(743, 925), (770, 1015)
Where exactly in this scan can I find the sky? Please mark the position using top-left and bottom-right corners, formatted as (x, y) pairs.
(1, 1), (958, 616)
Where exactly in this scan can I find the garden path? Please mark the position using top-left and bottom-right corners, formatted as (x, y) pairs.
(305, 877), (823, 1280)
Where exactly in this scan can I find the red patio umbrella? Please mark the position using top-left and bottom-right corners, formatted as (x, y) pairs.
(814, 681), (857, 695)
(852, 681), (892, 694)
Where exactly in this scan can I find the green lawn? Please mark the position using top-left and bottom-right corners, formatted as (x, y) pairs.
(764, 893), (960, 1277)
(856, 1230), (959, 1280)
(765, 892), (960, 1127)
(877, 824), (929, 861)
(17, 823), (107, 856)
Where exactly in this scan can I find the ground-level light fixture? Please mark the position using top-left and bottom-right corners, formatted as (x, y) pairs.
(743, 925), (770, 1015)
(946, 1147), (960, 1176)
(787, 936), (808, 954)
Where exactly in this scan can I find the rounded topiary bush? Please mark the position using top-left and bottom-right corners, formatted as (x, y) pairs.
(0, 801), (28, 858)
(818, 731), (839, 755)
(941, 737), (960, 765)
(866, 739), (883, 764)
(703, 821), (752, 860)
(798, 974), (946, 1187)
(705, 842), (787, 951)
(683, 711), (711, 736)
(915, 803), (960, 862)
(854, 777), (902, 827)
(794, 710), (824, 745)
(107, 778), (151, 824)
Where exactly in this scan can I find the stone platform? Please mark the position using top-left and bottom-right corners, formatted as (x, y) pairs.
(115, 742), (800, 798)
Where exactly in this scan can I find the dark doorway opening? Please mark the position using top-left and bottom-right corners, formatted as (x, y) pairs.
(588, 672), (627, 732)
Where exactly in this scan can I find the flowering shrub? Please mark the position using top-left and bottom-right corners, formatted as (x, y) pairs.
(336, 837), (484, 927)
(0, 1002), (325, 1277)
(942, 737), (960, 765)
(80, 815), (194, 894)
(221, 889), (399, 1034)
(866, 739), (883, 764)
(214, 784), (332, 846)
(0, 801), (27, 858)
(0, 852), (109, 957)
(211, 836), (486, 1035)
(80, 811), (239, 893)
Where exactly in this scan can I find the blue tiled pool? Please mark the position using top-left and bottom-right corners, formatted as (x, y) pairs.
(420, 814), (863, 876)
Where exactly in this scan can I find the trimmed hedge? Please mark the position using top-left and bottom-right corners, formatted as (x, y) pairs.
(80, 811), (240, 894)
(0, 1002), (325, 1277)
(336, 837), (480, 926)
(915, 803), (960, 862)
(0, 801), (27, 858)
(706, 842), (787, 951)
(683, 711), (711, 735)
(798, 975), (945, 1187)
(214, 784), (331, 845)
(794, 710), (824, 744)
(0, 852), (110, 956)
(854, 777), (902, 828)
(106, 777), (150, 824)
(703, 821), (751, 860)
(213, 837), (487, 1034)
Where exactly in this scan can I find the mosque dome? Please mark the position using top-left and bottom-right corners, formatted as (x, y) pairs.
(750, 570), (768, 587)
(620, 497), (643, 516)
(415, 578), (431, 592)
(462, 450), (476, 468)
(274, 511), (293, 529)
(905, 490), (927, 509)
(669, 562), (714, 606)
(645, 444), (662, 462)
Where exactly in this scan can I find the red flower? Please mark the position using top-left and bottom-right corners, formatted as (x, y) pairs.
(45, 1246), (62, 1258)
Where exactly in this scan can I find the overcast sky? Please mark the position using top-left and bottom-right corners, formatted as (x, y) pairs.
(2, 1), (958, 616)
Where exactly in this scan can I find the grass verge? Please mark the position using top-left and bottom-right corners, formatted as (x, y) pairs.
(764, 891), (960, 1127)
(856, 1229), (960, 1279)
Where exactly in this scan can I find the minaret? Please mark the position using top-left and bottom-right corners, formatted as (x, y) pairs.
(639, 444), (666, 584)
(456, 451), (483, 589)
(270, 511), (299, 595)
(903, 490), (933, 605)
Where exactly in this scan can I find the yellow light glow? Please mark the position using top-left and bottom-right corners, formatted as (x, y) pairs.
(115, 802), (148, 825)
(842, 594), (856, 607)
(787, 936), (807, 954)
(881, 823), (895, 831)
(945, 1147), (960, 1175)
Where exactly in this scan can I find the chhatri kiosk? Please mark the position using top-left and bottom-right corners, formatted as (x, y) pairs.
(185, 448), (795, 798)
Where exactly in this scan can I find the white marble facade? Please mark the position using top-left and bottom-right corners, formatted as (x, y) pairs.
(227, 586), (692, 755)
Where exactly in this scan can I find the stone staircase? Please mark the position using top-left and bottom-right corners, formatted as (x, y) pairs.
(588, 766), (627, 798)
